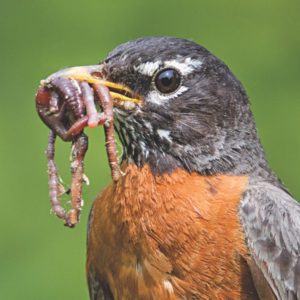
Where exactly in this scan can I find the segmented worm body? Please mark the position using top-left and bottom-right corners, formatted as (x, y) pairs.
(36, 76), (121, 227)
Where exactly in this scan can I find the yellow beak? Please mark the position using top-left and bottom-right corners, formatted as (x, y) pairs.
(46, 65), (142, 105)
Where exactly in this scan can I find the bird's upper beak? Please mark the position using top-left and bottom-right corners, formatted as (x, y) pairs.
(44, 64), (142, 107)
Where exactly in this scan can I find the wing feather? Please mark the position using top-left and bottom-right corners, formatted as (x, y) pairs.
(240, 181), (300, 299)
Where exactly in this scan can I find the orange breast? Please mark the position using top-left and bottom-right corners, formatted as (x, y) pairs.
(87, 164), (257, 299)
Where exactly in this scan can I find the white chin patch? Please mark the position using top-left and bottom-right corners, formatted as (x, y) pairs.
(114, 100), (137, 111)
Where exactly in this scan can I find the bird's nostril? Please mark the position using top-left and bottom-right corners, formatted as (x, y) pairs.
(91, 71), (103, 79)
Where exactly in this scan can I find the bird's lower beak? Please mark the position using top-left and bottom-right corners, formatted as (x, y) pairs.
(44, 65), (141, 106)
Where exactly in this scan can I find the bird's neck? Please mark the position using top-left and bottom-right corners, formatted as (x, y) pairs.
(119, 134), (274, 180)
(115, 113), (278, 181)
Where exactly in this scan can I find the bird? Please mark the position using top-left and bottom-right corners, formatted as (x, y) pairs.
(82, 37), (300, 299)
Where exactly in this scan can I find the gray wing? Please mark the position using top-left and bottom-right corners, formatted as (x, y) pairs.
(240, 181), (300, 300)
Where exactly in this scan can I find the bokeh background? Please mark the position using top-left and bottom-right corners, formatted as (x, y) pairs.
(1, 0), (300, 299)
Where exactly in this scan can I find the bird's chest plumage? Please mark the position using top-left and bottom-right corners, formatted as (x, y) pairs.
(87, 164), (257, 300)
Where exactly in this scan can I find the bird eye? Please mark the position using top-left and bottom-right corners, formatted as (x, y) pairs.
(154, 68), (181, 94)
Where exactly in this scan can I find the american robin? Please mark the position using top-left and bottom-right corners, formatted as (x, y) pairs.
(70, 37), (299, 299)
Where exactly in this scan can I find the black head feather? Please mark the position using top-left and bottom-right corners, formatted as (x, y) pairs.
(101, 37), (279, 184)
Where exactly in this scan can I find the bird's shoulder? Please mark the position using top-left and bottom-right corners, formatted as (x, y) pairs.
(240, 179), (300, 299)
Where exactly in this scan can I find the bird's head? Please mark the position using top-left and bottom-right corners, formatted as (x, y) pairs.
(97, 37), (267, 175)
(46, 37), (270, 176)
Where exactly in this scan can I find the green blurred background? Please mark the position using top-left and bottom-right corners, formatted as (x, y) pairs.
(1, 0), (300, 299)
